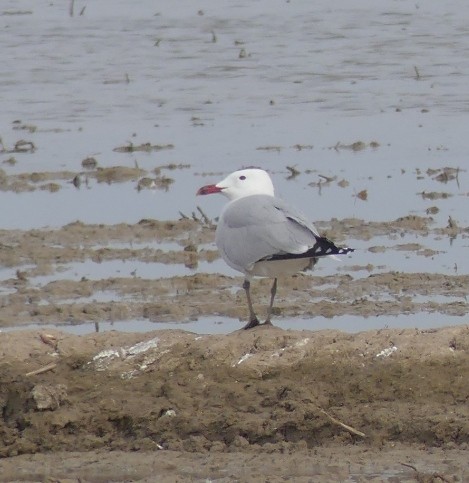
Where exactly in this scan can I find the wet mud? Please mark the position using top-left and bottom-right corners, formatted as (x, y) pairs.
(0, 215), (468, 329)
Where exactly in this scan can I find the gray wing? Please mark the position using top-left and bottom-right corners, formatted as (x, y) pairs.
(216, 194), (321, 273)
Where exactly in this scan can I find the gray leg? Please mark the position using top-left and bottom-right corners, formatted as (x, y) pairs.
(242, 279), (260, 329)
(264, 278), (277, 326)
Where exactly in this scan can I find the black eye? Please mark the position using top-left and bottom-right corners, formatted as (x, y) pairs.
(239, 175), (246, 180)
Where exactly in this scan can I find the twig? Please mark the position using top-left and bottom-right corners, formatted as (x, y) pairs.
(25, 362), (57, 377)
(197, 206), (212, 225)
(319, 408), (366, 438)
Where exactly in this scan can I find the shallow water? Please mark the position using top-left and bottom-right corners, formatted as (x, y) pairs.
(2, 0), (469, 332)
(2, 312), (468, 337)
(2, 0), (469, 227)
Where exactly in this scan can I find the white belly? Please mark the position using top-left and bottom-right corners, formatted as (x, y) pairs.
(248, 257), (317, 278)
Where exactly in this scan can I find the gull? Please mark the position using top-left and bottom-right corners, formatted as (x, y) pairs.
(197, 168), (354, 329)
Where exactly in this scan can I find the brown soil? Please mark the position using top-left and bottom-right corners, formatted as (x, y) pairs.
(1, 209), (469, 480)
(1, 326), (469, 482)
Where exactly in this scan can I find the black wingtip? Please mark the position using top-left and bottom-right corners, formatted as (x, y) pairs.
(311, 237), (354, 257)
(264, 236), (354, 262)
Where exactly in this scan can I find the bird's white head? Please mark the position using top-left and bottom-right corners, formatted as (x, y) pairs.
(197, 168), (275, 201)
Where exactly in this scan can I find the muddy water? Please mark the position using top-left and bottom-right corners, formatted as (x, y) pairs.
(1, 0), (469, 334)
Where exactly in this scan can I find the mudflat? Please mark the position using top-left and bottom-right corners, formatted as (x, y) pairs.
(0, 216), (466, 329)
